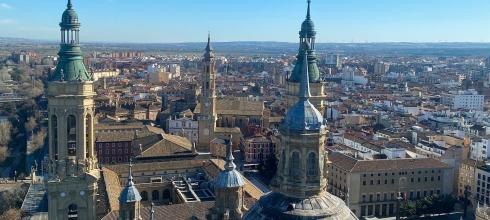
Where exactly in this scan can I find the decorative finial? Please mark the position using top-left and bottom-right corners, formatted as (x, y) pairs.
(298, 36), (311, 100)
(306, 0), (311, 19)
(127, 158), (134, 186)
(224, 135), (236, 171)
(67, 0), (73, 9)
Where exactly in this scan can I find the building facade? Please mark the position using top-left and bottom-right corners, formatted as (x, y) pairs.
(442, 89), (484, 111)
(328, 152), (454, 218)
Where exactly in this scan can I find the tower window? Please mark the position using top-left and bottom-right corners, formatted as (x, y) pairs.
(290, 151), (301, 178)
(307, 152), (317, 176)
(51, 115), (58, 160)
(68, 204), (78, 220)
(67, 115), (77, 156)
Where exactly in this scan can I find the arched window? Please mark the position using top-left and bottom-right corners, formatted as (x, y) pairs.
(67, 115), (77, 156)
(85, 114), (92, 158)
(68, 204), (78, 220)
(51, 115), (58, 160)
(162, 189), (171, 200)
(307, 152), (318, 176)
(290, 151), (301, 178)
(152, 190), (160, 201)
(141, 191), (148, 201)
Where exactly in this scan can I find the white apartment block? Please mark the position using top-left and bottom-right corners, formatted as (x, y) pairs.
(442, 89), (484, 111)
(471, 138), (490, 161)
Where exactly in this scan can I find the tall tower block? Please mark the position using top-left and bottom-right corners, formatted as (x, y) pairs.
(46, 1), (100, 219)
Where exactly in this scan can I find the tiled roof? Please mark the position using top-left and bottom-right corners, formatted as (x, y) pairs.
(101, 167), (122, 211)
(195, 99), (264, 116)
(101, 201), (215, 220)
(133, 133), (193, 158)
(328, 152), (451, 173)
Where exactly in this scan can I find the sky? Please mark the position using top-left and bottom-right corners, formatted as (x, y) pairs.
(0, 0), (489, 43)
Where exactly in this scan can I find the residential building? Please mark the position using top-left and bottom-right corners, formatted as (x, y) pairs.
(442, 89), (484, 111)
(475, 163), (490, 206)
(241, 134), (274, 171)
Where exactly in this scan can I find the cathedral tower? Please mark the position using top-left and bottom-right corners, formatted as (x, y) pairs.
(46, 1), (100, 219)
(243, 40), (357, 220)
(286, 0), (326, 112)
(197, 34), (217, 152)
(211, 136), (246, 220)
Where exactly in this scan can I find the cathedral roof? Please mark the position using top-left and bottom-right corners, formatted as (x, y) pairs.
(214, 137), (246, 188)
(283, 42), (325, 133)
(243, 192), (358, 220)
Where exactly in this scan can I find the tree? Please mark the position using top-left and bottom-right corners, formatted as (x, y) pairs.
(0, 122), (12, 146)
(0, 209), (21, 220)
(0, 147), (9, 164)
(28, 128), (46, 153)
(24, 117), (37, 134)
(400, 201), (416, 218)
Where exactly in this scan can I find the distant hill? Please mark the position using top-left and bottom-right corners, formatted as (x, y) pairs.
(2, 37), (490, 56)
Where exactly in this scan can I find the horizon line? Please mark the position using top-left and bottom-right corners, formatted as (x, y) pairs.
(2, 36), (490, 45)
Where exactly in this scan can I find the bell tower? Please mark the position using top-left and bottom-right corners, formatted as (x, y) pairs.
(46, 0), (100, 219)
(197, 34), (217, 152)
(286, 0), (326, 112)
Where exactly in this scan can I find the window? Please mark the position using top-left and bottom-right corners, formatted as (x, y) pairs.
(67, 115), (77, 156)
(51, 115), (58, 160)
(290, 152), (301, 178)
(307, 153), (317, 176)
(141, 191), (148, 201)
(68, 204), (78, 220)
(152, 190), (160, 201)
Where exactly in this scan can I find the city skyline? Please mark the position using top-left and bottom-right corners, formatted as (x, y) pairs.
(0, 0), (490, 43)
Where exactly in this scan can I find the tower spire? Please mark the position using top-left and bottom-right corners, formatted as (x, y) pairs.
(224, 136), (236, 171)
(67, 0), (72, 9)
(298, 37), (311, 100)
(127, 159), (134, 186)
(206, 32), (213, 53)
(306, 0), (311, 19)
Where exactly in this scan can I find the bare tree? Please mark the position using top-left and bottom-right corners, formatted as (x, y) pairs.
(28, 128), (46, 153)
(24, 117), (37, 134)
(0, 147), (9, 163)
(0, 208), (21, 220)
(0, 122), (12, 146)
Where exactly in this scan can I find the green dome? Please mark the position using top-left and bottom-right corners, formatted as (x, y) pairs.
(300, 18), (316, 38)
(60, 0), (80, 29)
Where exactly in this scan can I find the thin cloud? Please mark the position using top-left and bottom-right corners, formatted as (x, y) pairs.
(0, 19), (15, 25)
(0, 3), (12, 10)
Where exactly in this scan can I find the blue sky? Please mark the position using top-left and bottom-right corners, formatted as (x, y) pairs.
(0, 0), (489, 43)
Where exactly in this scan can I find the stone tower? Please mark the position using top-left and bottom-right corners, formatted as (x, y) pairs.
(119, 160), (142, 220)
(46, 1), (100, 219)
(211, 136), (246, 220)
(197, 34), (217, 152)
(286, 0), (326, 112)
(243, 40), (357, 220)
